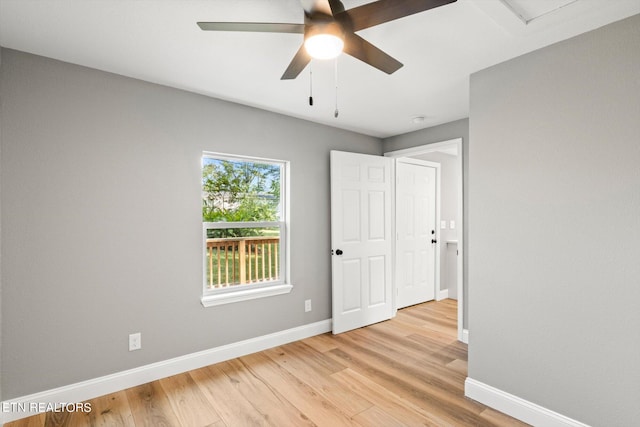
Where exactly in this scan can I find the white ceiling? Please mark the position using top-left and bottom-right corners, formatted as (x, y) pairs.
(1, 0), (638, 138)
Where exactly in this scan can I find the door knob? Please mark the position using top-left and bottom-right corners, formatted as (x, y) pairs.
(336, 249), (343, 255)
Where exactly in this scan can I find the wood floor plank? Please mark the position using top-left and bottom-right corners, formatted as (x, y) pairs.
(407, 332), (469, 362)
(331, 368), (455, 426)
(366, 329), (458, 360)
(399, 306), (455, 327)
(370, 313), (455, 343)
(393, 311), (457, 337)
(43, 412), (73, 427)
(301, 333), (338, 353)
(352, 405), (405, 427)
(268, 340), (346, 375)
(4, 413), (45, 427)
(445, 358), (468, 375)
(240, 352), (362, 426)
(190, 364), (269, 426)
(158, 372), (222, 426)
(83, 390), (135, 427)
(263, 342), (373, 417)
(125, 381), (182, 427)
(44, 408), (92, 427)
(217, 358), (316, 427)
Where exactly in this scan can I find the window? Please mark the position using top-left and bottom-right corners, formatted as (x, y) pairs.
(201, 152), (291, 307)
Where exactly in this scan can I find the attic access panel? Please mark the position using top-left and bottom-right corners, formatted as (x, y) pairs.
(501, 0), (579, 24)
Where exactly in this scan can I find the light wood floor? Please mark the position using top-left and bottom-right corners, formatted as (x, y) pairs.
(7, 299), (528, 426)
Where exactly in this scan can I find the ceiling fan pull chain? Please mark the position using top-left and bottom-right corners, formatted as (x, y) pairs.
(309, 64), (314, 106)
(334, 58), (339, 118)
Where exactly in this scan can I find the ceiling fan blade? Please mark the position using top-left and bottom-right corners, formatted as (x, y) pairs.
(337, 0), (456, 32)
(343, 33), (403, 74)
(328, 0), (346, 15)
(281, 45), (312, 80)
(197, 22), (305, 34)
(299, 0), (333, 16)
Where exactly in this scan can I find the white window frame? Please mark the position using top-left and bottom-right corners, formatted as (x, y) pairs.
(200, 152), (292, 307)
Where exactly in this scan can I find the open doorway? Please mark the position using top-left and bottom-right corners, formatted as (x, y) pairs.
(385, 138), (466, 343)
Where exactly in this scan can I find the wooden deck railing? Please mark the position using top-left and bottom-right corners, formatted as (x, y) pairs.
(206, 236), (279, 288)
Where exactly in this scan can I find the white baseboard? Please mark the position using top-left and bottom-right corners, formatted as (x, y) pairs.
(437, 289), (449, 301)
(465, 378), (590, 427)
(1, 319), (332, 424)
(462, 328), (469, 344)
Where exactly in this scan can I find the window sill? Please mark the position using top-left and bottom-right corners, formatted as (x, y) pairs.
(201, 283), (293, 307)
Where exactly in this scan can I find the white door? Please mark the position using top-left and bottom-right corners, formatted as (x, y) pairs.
(396, 159), (437, 309)
(330, 151), (393, 334)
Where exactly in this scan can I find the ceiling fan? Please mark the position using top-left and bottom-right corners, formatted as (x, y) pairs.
(198, 0), (457, 80)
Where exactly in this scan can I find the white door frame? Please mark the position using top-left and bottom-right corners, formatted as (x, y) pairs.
(384, 138), (466, 343)
(394, 158), (441, 309)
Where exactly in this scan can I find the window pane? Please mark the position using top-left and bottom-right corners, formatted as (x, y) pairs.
(202, 157), (281, 223)
(204, 227), (280, 289)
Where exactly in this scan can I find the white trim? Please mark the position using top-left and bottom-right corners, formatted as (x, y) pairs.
(1, 319), (332, 424)
(384, 138), (462, 159)
(390, 158), (397, 316)
(202, 151), (286, 165)
(385, 138), (465, 342)
(437, 289), (449, 301)
(465, 378), (590, 427)
(203, 221), (280, 229)
(462, 328), (469, 344)
(201, 283), (293, 307)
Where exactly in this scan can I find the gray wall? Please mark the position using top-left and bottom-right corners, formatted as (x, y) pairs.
(383, 118), (469, 327)
(0, 49), (381, 398)
(468, 15), (640, 427)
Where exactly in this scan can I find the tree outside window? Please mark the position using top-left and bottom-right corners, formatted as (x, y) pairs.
(202, 157), (281, 237)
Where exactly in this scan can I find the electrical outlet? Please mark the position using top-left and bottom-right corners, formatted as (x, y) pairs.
(304, 299), (312, 312)
(129, 332), (141, 351)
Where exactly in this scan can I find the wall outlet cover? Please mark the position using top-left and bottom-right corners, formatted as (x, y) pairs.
(129, 333), (141, 351)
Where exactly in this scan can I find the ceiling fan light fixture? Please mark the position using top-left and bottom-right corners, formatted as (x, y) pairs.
(304, 23), (344, 60)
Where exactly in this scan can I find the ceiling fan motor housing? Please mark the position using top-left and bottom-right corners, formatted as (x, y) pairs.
(304, 20), (344, 41)
(304, 20), (345, 59)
